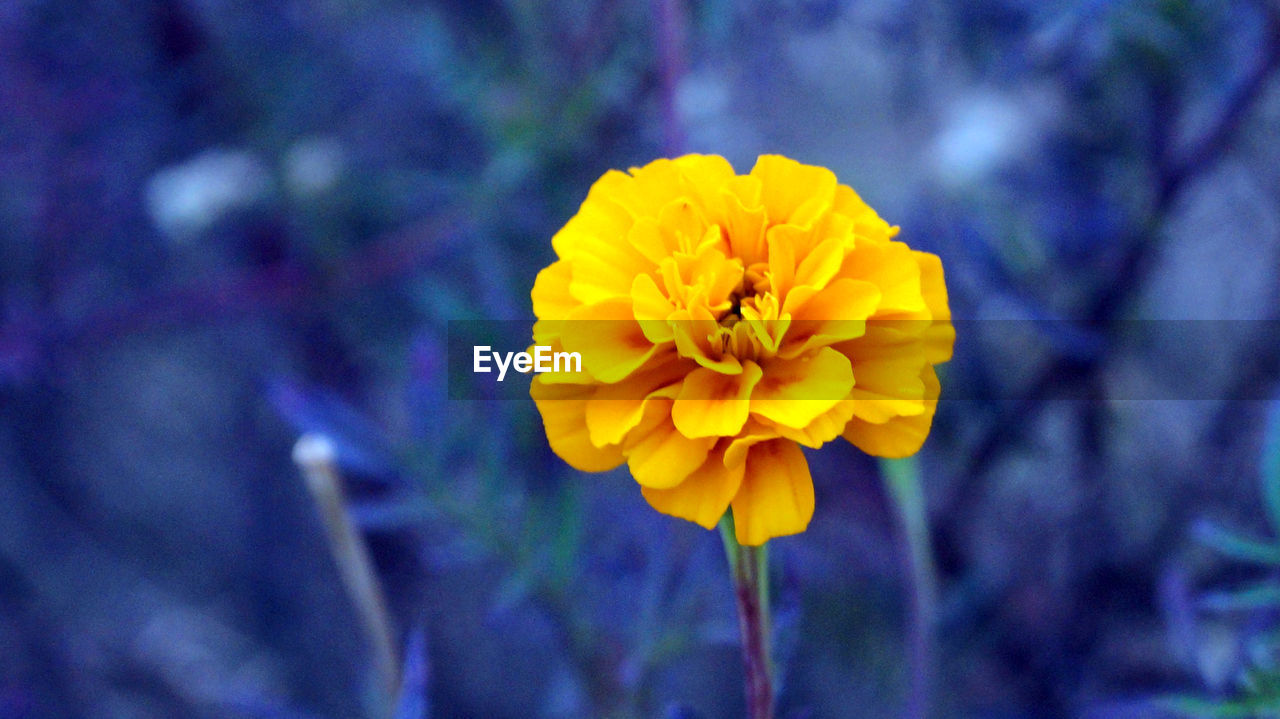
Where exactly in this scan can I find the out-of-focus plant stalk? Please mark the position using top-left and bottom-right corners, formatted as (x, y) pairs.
(720, 514), (774, 719)
(293, 434), (398, 715)
(881, 456), (936, 719)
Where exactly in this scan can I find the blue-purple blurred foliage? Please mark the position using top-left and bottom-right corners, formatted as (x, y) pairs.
(2, 1), (1280, 717)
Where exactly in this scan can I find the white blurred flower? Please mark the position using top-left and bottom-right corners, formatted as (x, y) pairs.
(932, 91), (1037, 188)
(675, 71), (730, 124)
(145, 148), (271, 240)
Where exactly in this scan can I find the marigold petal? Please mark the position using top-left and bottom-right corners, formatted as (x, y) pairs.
(625, 398), (716, 488)
(552, 195), (650, 306)
(530, 377), (626, 472)
(560, 300), (659, 383)
(731, 439), (815, 545)
(791, 278), (881, 322)
(551, 183), (633, 258)
(780, 279), (881, 358)
(626, 159), (691, 216)
(750, 347), (853, 429)
(719, 178), (768, 265)
(660, 198), (710, 250)
(724, 420), (779, 469)
(842, 365), (940, 458)
(915, 251), (955, 363)
(750, 155), (837, 225)
(793, 237), (845, 291)
(673, 154), (737, 207)
(670, 308), (743, 374)
(569, 241), (652, 306)
(762, 399), (857, 448)
(846, 356), (927, 423)
(837, 240), (925, 315)
(671, 361), (764, 438)
(725, 174), (763, 207)
(584, 358), (686, 447)
(764, 222), (816, 272)
(531, 259), (576, 319)
(832, 184), (895, 244)
(594, 161), (686, 219)
(766, 230), (796, 300)
(631, 274), (676, 343)
(640, 441), (744, 528)
(627, 217), (673, 267)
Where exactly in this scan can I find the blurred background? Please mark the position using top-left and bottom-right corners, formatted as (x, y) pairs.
(3, 1), (1280, 717)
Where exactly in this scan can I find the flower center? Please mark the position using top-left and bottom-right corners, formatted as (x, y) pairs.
(720, 291), (745, 327)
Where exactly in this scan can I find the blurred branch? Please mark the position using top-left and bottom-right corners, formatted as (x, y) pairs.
(0, 211), (467, 380)
(1158, 3), (1280, 207)
(959, 2), (1280, 485)
(294, 434), (399, 715)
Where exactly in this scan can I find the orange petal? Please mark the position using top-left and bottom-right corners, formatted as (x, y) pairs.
(673, 154), (737, 208)
(670, 308), (743, 374)
(530, 377), (625, 472)
(915, 251), (954, 364)
(553, 193), (650, 306)
(625, 398), (716, 488)
(627, 217), (674, 266)
(780, 279), (881, 358)
(846, 356), (927, 423)
(832, 184), (895, 244)
(750, 347), (853, 429)
(762, 399), (857, 448)
(531, 259), (577, 319)
(526, 335), (594, 384)
(724, 419), (779, 469)
(560, 299), (659, 383)
(842, 365), (940, 458)
(671, 361), (764, 438)
(641, 441), (745, 528)
(749, 155), (837, 225)
(730, 439), (815, 545)
(793, 236), (845, 291)
(766, 229), (796, 301)
(719, 177), (767, 265)
(837, 240), (925, 315)
(631, 274), (676, 343)
(584, 356), (687, 447)
(551, 180), (633, 257)
(591, 161), (683, 219)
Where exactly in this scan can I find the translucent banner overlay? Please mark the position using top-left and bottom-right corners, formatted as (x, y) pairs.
(447, 320), (1280, 400)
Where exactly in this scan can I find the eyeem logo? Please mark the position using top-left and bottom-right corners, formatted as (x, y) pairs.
(473, 345), (582, 381)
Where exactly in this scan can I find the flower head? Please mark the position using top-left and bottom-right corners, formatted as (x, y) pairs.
(531, 154), (952, 545)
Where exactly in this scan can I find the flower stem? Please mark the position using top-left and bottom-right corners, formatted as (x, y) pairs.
(880, 456), (936, 719)
(719, 514), (774, 719)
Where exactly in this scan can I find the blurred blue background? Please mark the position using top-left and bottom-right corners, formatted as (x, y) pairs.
(2, 1), (1280, 717)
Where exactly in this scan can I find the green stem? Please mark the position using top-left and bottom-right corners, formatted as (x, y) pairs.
(720, 514), (774, 719)
(880, 456), (936, 719)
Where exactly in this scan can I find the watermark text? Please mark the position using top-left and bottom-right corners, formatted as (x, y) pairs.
(473, 345), (582, 381)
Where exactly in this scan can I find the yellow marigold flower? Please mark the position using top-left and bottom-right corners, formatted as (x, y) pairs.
(530, 154), (953, 545)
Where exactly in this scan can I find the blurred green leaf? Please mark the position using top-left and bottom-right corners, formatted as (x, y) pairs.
(1193, 520), (1280, 565)
(1262, 400), (1280, 537)
(1201, 583), (1280, 612)
(1158, 694), (1280, 717)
